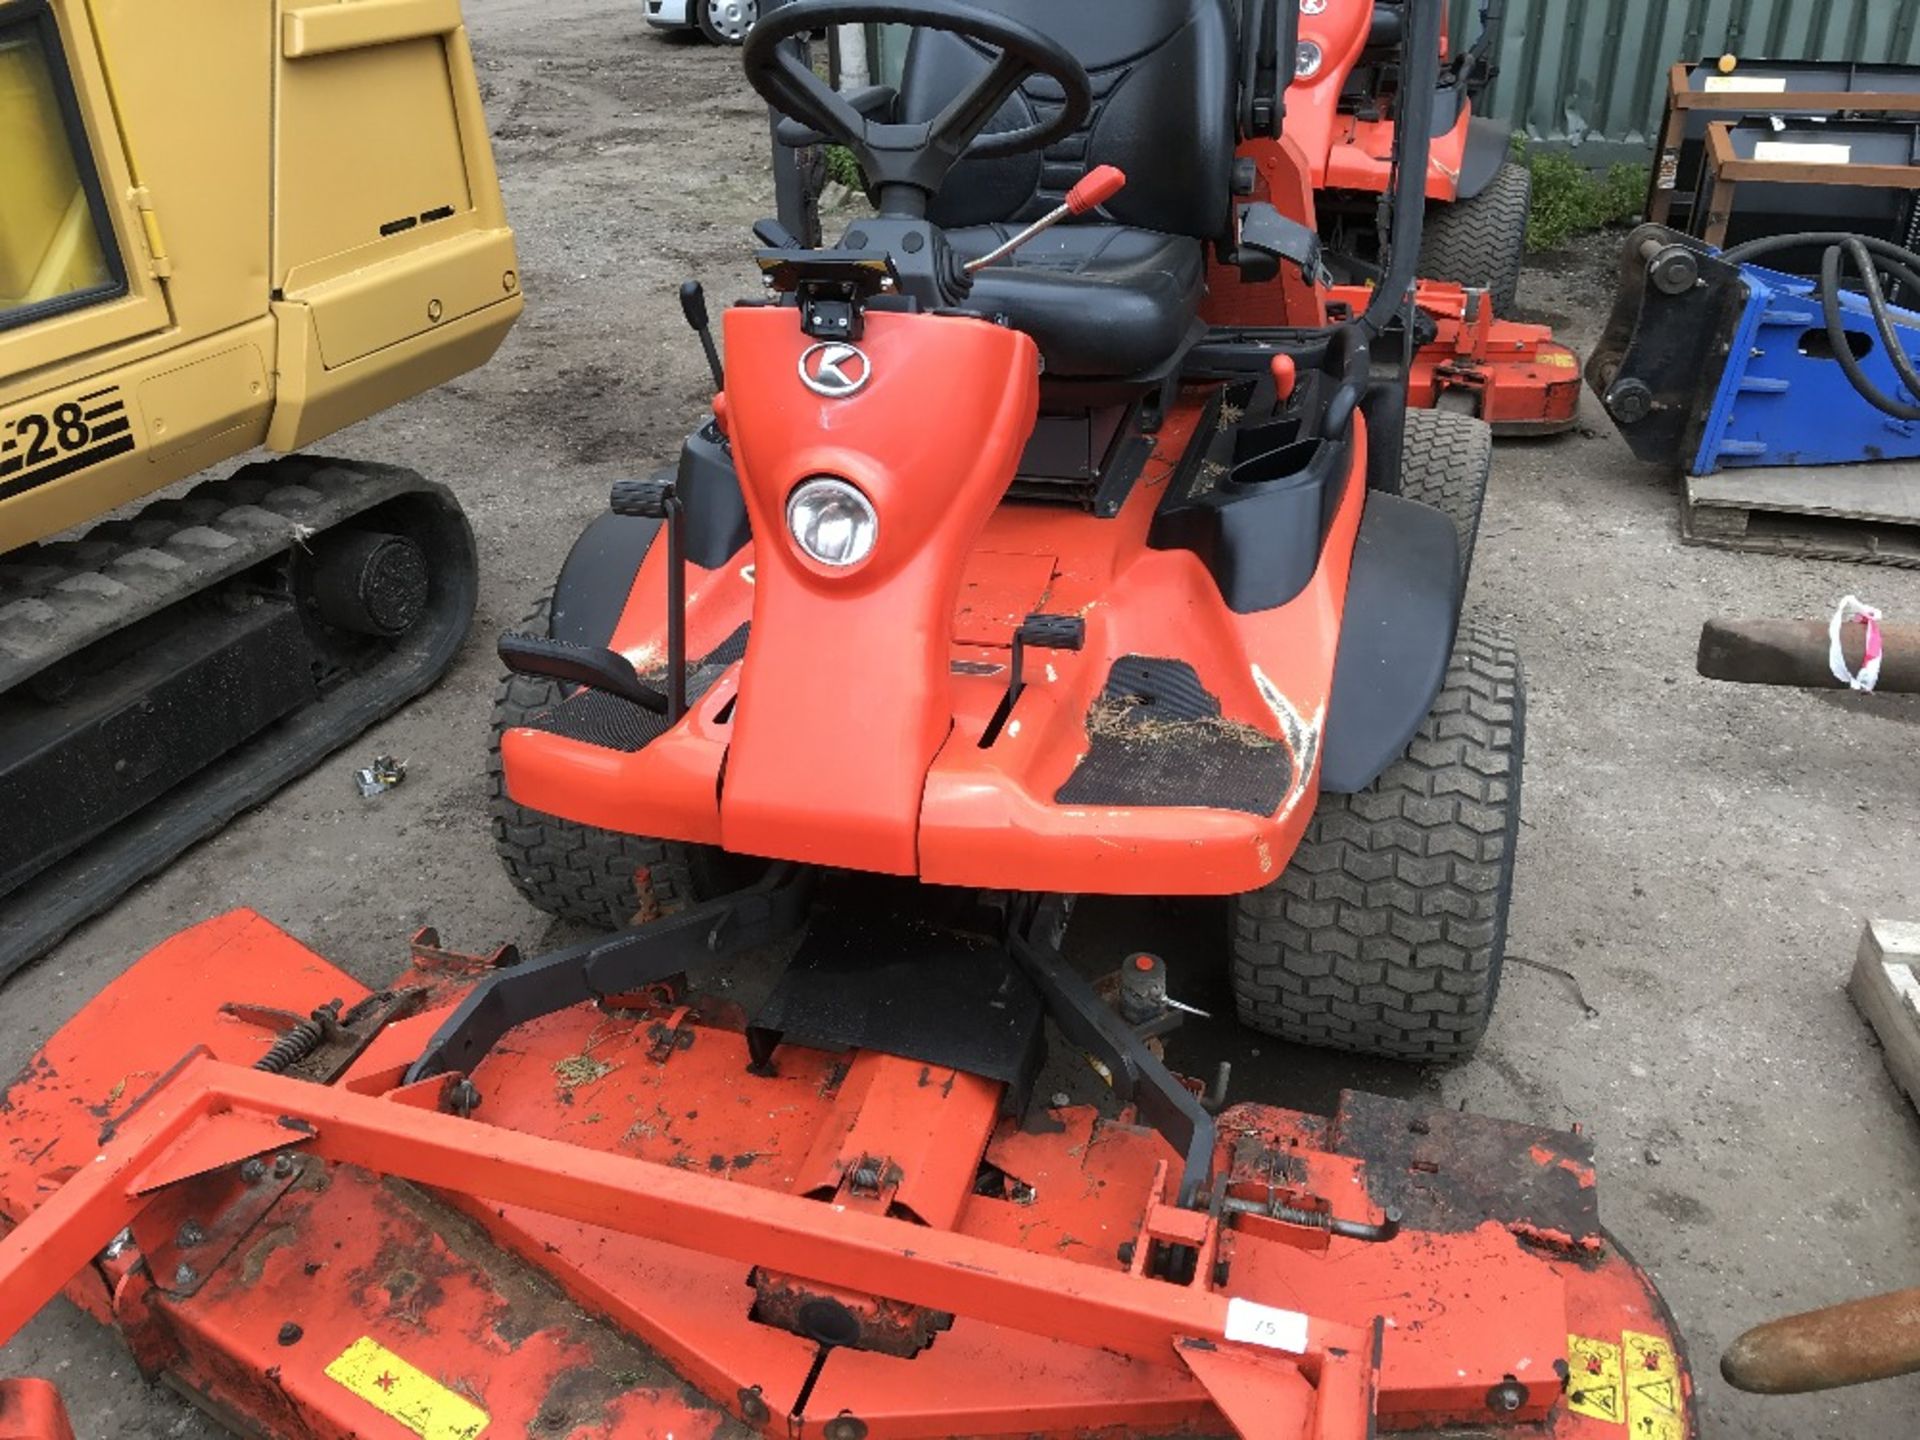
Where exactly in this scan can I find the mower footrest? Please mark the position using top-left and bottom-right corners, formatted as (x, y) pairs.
(1057, 657), (1293, 816)
(523, 687), (674, 755)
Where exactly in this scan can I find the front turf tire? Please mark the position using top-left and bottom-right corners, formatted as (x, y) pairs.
(1229, 624), (1524, 1061)
(489, 593), (736, 929)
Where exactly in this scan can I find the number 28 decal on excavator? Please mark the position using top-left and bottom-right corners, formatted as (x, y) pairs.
(0, 385), (137, 502)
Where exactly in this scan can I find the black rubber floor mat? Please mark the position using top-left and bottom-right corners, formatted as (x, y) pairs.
(1101, 656), (1222, 722)
(532, 625), (749, 754)
(1057, 657), (1292, 816)
(529, 689), (672, 754)
(638, 622), (751, 707)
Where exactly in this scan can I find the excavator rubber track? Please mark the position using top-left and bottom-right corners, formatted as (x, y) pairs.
(0, 456), (476, 979)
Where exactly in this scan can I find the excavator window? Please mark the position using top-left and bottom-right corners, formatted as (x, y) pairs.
(0, 4), (124, 333)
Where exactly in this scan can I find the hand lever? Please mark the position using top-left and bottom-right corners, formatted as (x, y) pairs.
(680, 280), (726, 391)
(963, 166), (1128, 275)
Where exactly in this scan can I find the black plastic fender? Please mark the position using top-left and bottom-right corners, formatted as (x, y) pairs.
(1456, 115), (1512, 200)
(1318, 492), (1462, 794)
(1362, 373), (1410, 494)
(549, 418), (753, 645)
(550, 509), (662, 648)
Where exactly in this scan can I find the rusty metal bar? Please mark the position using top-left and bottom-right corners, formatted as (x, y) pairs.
(1723, 1287), (1920, 1393)
(1671, 86), (1920, 116)
(0, 1051), (1391, 1438)
(1698, 618), (1920, 692)
(1647, 61), (1920, 224)
(1701, 117), (1920, 215)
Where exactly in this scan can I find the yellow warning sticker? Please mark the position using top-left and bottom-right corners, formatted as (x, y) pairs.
(1623, 1330), (1685, 1439)
(325, 1336), (489, 1439)
(1566, 1334), (1626, 1425)
(1542, 350), (1580, 369)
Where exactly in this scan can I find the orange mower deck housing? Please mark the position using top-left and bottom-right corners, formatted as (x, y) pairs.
(0, 912), (1697, 1440)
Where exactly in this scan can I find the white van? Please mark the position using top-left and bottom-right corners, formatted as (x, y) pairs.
(643, 0), (755, 44)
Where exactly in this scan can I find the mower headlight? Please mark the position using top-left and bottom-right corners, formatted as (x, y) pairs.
(787, 477), (878, 569)
(1296, 41), (1323, 79)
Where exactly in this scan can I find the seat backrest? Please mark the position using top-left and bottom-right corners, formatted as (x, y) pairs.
(897, 0), (1239, 241)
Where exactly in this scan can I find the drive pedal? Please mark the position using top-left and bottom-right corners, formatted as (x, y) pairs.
(497, 633), (669, 714)
(992, 613), (1086, 736)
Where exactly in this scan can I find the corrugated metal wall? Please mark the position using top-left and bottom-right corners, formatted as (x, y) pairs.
(867, 3), (1920, 166)
(1463, 0), (1920, 163)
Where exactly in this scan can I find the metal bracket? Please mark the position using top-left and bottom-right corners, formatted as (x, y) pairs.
(404, 866), (812, 1085)
(1005, 898), (1217, 1208)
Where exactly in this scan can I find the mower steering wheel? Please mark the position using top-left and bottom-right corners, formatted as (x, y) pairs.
(743, 0), (1092, 210)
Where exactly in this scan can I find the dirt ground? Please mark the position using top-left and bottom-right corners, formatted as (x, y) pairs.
(5, 4), (1920, 1437)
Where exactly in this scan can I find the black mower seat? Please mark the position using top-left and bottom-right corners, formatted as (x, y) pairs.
(948, 225), (1206, 380)
(899, 0), (1237, 382)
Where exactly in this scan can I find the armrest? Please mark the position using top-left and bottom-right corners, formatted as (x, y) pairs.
(1230, 201), (1322, 284)
(773, 85), (898, 148)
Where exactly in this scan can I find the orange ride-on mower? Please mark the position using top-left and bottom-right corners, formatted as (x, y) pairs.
(1292, 0), (1524, 308)
(0, 3), (1693, 1437)
(1248, 0), (1579, 434)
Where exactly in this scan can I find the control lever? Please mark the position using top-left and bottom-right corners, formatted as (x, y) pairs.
(611, 479), (688, 720)
(680, 280), (725, 391)
(1270, 354), (1298, 405)
(1004, 613), (1086, 716)
(963, 166), (1129, 275)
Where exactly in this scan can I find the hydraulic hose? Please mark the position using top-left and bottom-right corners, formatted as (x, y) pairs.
(1723, 231), (1920, 421)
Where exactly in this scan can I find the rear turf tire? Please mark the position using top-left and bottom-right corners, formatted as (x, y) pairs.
(489, 592), (735, 929)
(1418, 161), (1532, 314)
(1229, 624), (1524, 1062)
(1398, 408), (1494, 586)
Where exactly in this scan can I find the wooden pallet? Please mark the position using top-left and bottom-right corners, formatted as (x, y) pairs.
(1684, 462), (1920, 568)
(1851, 920), (1920, 1117)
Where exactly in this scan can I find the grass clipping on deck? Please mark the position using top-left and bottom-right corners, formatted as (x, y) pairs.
(1087, 695), (1280, 751)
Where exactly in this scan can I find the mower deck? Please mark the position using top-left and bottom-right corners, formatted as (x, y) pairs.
(0, 910), (1694, 1439)
(1331, 284), (1583, 437)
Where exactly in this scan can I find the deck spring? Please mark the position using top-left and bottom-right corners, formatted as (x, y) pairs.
(255, 1001), (341, 1074)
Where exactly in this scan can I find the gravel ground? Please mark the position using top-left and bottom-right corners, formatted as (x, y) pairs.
(4, 6), (1918, 1437)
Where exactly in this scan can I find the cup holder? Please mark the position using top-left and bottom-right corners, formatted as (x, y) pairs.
(1230, 416), (1326, 491)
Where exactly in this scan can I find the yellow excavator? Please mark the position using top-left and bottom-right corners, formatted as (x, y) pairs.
(0, 0), (520, 977)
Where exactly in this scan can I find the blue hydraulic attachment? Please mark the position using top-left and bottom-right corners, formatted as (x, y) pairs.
(1588, 225), (1920, 477)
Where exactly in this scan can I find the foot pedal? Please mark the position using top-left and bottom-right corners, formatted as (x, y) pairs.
(611, 478), (676, 520)
(1006, 613), (1086, 712)
(498, 633), (668, 714)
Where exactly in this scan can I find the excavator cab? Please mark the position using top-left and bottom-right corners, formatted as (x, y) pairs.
(0, 11), (118, 329)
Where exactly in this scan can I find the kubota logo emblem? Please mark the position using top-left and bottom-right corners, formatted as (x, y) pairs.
(798, 343), (873, 399)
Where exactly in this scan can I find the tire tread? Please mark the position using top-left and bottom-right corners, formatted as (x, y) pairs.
(1399, 408), (1494, 585)
(1418, 161), (1532, 314)
(488, 594), (702, 929)
(1230, 624), (1525, 1061)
